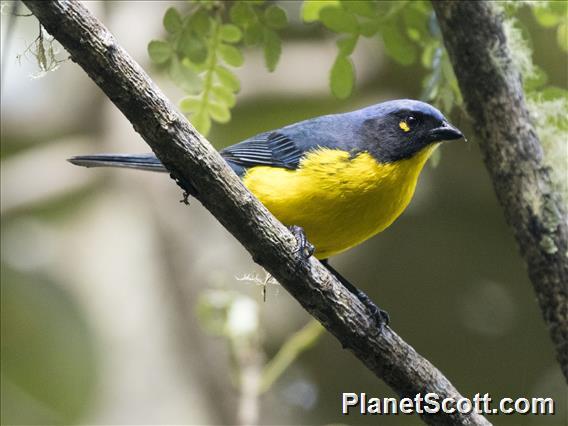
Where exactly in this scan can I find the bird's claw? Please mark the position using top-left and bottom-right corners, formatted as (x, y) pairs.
(367, 303), (390, 330)
(288, 225), (315, 260)
(351, 285), (390, 330)
(321, 259), (390, 331)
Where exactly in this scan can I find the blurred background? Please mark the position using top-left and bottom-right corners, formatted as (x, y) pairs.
(1, 1), (566, 425)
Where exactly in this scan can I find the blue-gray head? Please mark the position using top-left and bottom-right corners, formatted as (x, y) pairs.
(356, 99), (463, 162)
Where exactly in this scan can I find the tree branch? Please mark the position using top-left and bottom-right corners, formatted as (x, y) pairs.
(22, 1), (490, 424)
(433, 1), (568, 381)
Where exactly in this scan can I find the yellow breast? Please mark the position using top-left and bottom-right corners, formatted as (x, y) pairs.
(243, 145), (438, 258)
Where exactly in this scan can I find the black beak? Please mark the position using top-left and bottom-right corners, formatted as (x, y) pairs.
(430, 121), (463, 141)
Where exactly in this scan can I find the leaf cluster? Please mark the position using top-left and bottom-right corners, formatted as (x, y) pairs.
(529, 1), (568, 53)
(300, 0), (461, 110)
(148, 1), (288, 135)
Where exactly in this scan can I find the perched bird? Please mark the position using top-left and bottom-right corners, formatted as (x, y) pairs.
(69, 99), (463, 326)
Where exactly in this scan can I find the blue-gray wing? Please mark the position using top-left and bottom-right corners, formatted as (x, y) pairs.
(220, 131), (305, 176)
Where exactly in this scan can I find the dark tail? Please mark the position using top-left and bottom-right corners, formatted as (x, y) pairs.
(68, 153), (167, 172)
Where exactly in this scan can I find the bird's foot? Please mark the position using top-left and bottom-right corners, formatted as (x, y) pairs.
(321, 259), (390, 331)
(288, 225), (315, 260)
(366, 301), (390, 330)
(358, 291), (390, 329)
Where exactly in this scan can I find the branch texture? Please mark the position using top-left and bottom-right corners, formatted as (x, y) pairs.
(433, 1), (568, 381)
(23, 1), (491, 424)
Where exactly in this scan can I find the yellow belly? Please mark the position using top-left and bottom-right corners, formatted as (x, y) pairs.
(243, 145), (438, 259)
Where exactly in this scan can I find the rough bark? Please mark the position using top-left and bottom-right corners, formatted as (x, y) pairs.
(22, 1), (492, 424)
(433, 1), (568, 381)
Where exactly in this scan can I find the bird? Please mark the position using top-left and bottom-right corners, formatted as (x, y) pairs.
(69, 99), (464, 327)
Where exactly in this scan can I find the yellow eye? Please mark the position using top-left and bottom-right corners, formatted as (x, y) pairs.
(399, 120), (410, 132)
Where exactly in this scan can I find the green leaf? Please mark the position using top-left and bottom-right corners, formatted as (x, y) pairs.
(302, 0), (339, 23)
(192, 110), (211, 135)
(558, 23), (568, 52)
(330, 55), (354, 99)
(148, 40), (172, 64)
(189, 9), (211, 36)
(180, 29), (208, 63)
(169, 57), (203, 94)
(532, 5), (561, 28)
(179, 96), (202, 113)
(380, 22), (417, 65)
(320, 7), (359, 33)
(402, 3), (430, 43)
(244, 22), (264, 45)
(265, 5), (288, 29)
(263, 29), (281, 72)
(186, 59), (208, 74)
(220, 24), (243, 43)
(218, 44), (244, 67)
(337, 35), (358, 55)
(163, 7), (182, 34)
(216, 65), (241, 92)
(341, 0), (376, 18)
(208, 102), (231, 123)
(231, 2), (256, 26)
(211, 85), (236, 107)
